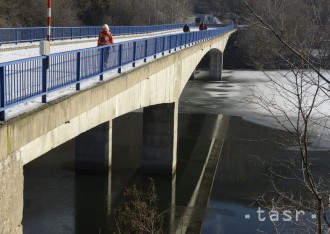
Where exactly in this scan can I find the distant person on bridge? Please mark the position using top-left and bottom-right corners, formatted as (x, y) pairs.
(183, 24), (190, 32)
(97, 24), (114, 67)
(199, 22), (207, 31)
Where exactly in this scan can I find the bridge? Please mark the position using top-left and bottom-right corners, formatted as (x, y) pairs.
(0, 24), (236, 233)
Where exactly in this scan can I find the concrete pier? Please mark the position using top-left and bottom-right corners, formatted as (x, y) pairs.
(75, 121), (112, 172)
(209, 49), (223, 80)
(143, 102), (178, 174)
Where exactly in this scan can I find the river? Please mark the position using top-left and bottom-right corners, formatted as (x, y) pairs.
(23, 69), (330, 233)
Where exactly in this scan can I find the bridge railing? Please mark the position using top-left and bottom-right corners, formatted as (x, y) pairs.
(0, 24), (236, 120)
(0, 24), (195, 45)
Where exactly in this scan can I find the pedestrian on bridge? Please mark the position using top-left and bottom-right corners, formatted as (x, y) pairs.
(183, 24), (190, 32)
(199, 22), (207, 31)
(97, 24), (114, 67)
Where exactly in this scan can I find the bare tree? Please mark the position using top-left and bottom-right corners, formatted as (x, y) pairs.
(242, 1), (330, 233)
(114, 178), (165, 234)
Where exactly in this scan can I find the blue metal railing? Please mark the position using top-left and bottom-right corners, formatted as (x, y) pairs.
(0, 24), (236, 120)
(0, 24), (194, 45)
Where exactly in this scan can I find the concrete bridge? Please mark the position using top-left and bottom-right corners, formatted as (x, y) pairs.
(0, 26), (236, 233)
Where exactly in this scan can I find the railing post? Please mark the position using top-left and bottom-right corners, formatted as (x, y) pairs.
(162, 37), (165, 56)
(144, 40), (148, 62)
(184, 34), (186, 48)
(189, 32), (191, 44)
(15, 29), (18, 44)
(154, 38), (157, 59)
(42, 57), (49, 103)
(44, 27), (47, 41)
(174, 34), (177, 51)
(0, 66), (6, 121)
(118, 44), (123, 73)
(132, 41), (136, 67)
(100, 48), (104, 81)
(76, 52), (81, 90)
(179, 34), (181, 49)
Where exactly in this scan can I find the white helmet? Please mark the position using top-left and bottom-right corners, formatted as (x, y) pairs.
(103, 24), (109, 31)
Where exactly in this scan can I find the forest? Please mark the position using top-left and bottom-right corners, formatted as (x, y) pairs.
(0, 0), (243, 27)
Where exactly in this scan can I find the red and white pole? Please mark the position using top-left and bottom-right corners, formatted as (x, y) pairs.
(47, 0), (52, 41)
(39, 1), (51, 56)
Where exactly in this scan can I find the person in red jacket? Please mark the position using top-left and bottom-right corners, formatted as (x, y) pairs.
(199, 22), (208, 31)
(98, 24), (114, 67)
(97, 24), (114, 46)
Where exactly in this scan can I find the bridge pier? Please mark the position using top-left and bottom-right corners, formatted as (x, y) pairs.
(75, 121), (112, 172)
(209, 49), (223, 80)
(143, 102), (178, 174)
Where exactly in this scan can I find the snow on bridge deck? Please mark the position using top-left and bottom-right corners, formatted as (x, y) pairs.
(0, 27), (200, 63)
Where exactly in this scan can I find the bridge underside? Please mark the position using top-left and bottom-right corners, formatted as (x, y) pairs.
(0, 30), (235, 233)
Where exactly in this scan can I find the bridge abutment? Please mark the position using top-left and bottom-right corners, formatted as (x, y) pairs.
(75, 121), (112, 172)
(143, 102), (178, 174)
(209, 49), (223, 80)
(0, 151), (23, 234)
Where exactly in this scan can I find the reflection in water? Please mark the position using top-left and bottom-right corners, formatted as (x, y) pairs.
(23, 115), (330, 233)
(75, 173), (111, 234)
(202, 116), (330, 234)
(23, 112), (224, 233)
